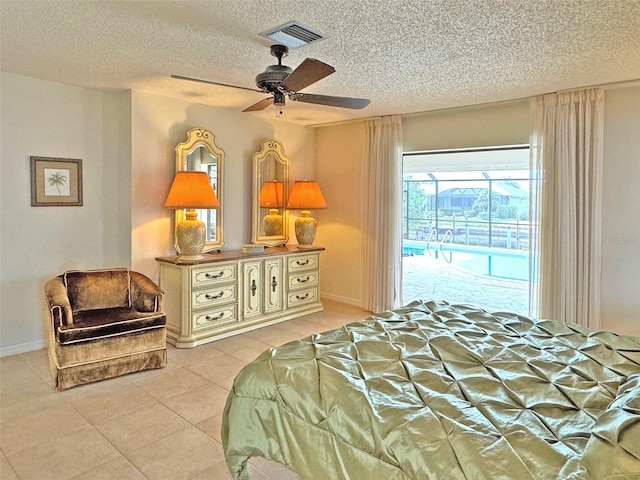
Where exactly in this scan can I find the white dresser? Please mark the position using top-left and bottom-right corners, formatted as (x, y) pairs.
(156, 246), (324, 347)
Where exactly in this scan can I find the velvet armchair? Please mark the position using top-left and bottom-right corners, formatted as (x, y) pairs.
(44, 268), (167, 390)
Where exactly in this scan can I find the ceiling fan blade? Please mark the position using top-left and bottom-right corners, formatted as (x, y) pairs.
(281, 58), (335, 92)
(242, 97), (274, 112)
(171, 74), (264, 94)
(293, 93), (370, 110)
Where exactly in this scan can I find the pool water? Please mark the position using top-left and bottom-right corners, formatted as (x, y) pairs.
(446, 251), (528, 281)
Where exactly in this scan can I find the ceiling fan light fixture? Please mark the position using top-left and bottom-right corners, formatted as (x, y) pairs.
(273, 91), (285, 106)
(259, 21), (325, 49)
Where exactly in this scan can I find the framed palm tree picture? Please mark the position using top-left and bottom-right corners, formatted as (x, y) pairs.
(30, 157), (83, 206)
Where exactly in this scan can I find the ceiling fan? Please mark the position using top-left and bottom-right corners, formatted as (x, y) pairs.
(172, 44), (370, 113)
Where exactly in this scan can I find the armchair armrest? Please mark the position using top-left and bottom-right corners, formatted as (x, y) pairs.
(44, 277), (73, 327)
(130, 271), (164, 312)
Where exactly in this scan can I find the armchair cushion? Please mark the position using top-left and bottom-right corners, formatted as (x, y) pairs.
(56, 307), (165, 345)
(64, 268), (131, 312)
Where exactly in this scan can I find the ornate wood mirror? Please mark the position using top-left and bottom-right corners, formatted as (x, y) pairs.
(251, 139), (289, 246)
(174, 128), (225, 252)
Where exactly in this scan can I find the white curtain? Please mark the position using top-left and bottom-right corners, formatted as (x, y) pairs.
(529, 88), (604, 328)
(362, 115), (403, 313)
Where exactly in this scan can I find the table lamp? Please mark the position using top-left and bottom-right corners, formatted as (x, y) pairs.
(286, 180), (327, 248)
(259, 180), (284, 236)
(165, 171), (219, 260)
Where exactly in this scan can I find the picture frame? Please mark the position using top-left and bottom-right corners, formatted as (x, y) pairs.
(30, 156), (83, 206)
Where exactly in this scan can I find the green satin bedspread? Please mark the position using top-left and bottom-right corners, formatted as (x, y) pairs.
(222, 300), (640, 479)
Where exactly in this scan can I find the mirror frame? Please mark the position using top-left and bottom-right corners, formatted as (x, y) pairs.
(251, 139), (289, 247)
(174, 128), (225, 253)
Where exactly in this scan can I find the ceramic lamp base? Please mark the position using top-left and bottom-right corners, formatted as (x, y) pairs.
(294, 211), (317, 248)
(263, 209), (283, 236)
(176, 210), (206, 260)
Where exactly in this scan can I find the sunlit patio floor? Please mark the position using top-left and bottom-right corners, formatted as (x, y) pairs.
(402, 253), (530, 316)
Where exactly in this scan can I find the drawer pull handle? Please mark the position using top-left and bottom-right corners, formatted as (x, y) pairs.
(297, 276), (310, 284)
(205, 271), (225, 279)
(295, 259), (310, 266)
(205, 312), (224, 322)
(205, 292), (224, 300)
(295, 293), (310, 300)
(251, 279), (257, 296)
(271, 276), (278, 293)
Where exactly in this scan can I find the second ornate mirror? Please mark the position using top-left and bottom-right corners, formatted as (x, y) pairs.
(251, 139), (289, 246)
(174, 128), (225, 252)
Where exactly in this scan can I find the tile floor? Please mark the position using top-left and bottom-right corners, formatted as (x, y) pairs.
(0, 300), (370, 480)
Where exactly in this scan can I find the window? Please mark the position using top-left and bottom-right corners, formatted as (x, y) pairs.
(402, 146), (534, 315)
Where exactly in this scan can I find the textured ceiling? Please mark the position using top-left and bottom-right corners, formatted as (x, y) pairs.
(1, 0), (639, 126)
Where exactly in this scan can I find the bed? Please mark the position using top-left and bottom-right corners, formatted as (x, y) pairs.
(222, 300), (640, 479)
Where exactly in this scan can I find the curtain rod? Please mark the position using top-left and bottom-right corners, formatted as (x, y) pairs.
(307, 78), (640, 129)
(306, 115), (382, 128)
(307, 96), (527, 128)
(556, 78), (640, 93)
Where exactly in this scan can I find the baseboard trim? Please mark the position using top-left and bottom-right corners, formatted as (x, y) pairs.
(0, 339), (46, 358)
(320, 293), (362, 308)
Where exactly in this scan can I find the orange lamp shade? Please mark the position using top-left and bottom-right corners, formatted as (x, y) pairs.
(286, 180), (327, 210)
(259, 180), (284, 208)
(165, 171), (219, 209)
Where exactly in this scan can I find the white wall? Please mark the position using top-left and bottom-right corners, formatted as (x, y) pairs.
(102, 91), (133, 267)
(0, 72), (130, 355)
(0, 76), (315, 356)
(601, 86), (640, 335)
(315, 122), (367, 306)
(403, 101), (530, 151)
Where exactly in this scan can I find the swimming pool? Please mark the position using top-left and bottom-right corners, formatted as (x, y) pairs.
(446, 251), (528, 281)
(403, 240), (530, 281)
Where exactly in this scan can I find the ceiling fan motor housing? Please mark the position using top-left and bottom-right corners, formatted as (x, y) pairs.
(255, 65), (292, 92)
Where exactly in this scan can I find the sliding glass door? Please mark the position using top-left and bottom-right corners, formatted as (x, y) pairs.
(402, 146), (536, 315)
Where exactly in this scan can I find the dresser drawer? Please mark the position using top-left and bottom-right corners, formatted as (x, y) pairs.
(287, 287), (319, 307)
(193, 304), (238, 331)
(192, 264), (237, 287)
(192, 284), (238, 308)
(288, 271), (319, 290)
(287, 254), (319, 272)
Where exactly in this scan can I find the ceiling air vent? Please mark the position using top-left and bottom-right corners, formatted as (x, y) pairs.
(259, 21), (325, 49)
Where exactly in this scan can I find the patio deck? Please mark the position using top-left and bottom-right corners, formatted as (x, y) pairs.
(402, 253), (530, 315)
